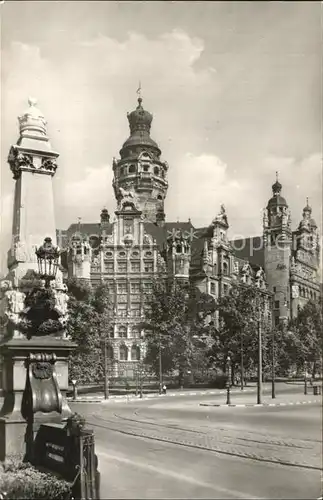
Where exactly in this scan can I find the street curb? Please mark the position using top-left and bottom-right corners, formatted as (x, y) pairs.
(200, 399), (322, 408)
(68, 388), (257, 404)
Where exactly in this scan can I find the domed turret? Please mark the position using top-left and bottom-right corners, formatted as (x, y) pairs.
(267, 173), (287, 208)
(299, 198), (317, 230)
(120, 97), (160, 157)
(112, 90), (169, 223)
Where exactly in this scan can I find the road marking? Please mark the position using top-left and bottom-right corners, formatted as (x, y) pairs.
(96, 449), (267, 500)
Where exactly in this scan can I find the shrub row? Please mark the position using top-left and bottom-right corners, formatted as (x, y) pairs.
(0, 457), (72, 500)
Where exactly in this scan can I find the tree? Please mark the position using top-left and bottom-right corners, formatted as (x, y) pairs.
(288, 300), (323, 377)
(211, 281), (271, 384)
(67, 278), (113, 385)
(142, 278), (215, 386)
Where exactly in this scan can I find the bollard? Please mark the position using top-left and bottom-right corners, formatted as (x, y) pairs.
(72, 379), (78, 401)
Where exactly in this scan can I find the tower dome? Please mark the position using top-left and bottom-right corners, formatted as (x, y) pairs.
(120, 97), (160, 156)
(299, 198), (317, 229)
(112, 90), (169, 223)
(267, 173), (287, 208)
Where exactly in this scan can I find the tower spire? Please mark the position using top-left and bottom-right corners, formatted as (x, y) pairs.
(136, 81), (142, 101)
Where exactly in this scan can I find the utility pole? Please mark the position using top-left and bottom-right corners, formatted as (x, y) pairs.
(257, 309), (263, 405)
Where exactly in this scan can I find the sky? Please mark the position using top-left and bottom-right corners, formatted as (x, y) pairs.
(0, 1), (322, 274)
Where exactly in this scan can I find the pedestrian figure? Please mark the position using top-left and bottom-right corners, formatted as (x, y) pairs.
(162, 384), (167, 395)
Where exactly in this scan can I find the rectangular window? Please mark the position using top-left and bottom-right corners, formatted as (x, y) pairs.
(131, 327), (140, 338)
(144, 261), (153, 273)
(131, 261), (140, 273)
(273, 286), (276, 293)
(274, 300), (280, 309)
(275, 316), (280, 326)
(130, 304), (141, 317)
(130, 282), (141, 293)
(117, 261), (127, 273)
(210, 282), (216, 295)
(117, 283), (127, 294)
(118, 304), (127, 317)
(104, 262), (114, 273)
(143, 282), (153, 294)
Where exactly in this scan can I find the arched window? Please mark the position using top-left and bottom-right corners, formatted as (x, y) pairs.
(210, 282), (216, 295)
(119, 326), (127, 338)
(131, 345), (140, 361)
(129, 164), (136, 174)
(223, 262), (229, 276)
(176, 244), (182, 253)
(143, 164), (150, 172)
(119, 344), (128, 361)
(154, 167), (159, 176)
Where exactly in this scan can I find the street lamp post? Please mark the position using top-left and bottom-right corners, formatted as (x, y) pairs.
(257, 305), (263, 405)
(226, 356), (232, 405)
(271, 328), (276, 399)
(240, 332), (244, 391)
(159, 333), (163, 395)
(271, 292), (287, 399)
(304, 360), (308, 395)
(103, 337), (109, 400)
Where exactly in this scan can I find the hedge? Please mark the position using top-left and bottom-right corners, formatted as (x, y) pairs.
(0, 457), (72, 500)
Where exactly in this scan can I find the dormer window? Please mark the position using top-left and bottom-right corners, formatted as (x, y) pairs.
(143, 165), (149, 172)
(157, 195), (163, 200)
(129, 164), (136, 174)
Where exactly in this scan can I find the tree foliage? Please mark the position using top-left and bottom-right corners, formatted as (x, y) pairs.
(142, 278), (215, 384)
(210, 281), (271, 382)
(67, 278), (113, 384)
(287, 300), (322, 376)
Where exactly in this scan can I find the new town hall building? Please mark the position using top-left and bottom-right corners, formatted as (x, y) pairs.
(3, 96), (320, 379)
(55, 96), (321, 377)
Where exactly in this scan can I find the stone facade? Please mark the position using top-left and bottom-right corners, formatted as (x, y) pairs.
(60, 97), (302, 376)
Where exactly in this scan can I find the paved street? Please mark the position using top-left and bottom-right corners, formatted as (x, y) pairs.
(73, 384), (322, 499)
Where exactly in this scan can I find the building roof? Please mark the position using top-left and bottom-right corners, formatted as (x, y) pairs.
(230, 236), (265, 268)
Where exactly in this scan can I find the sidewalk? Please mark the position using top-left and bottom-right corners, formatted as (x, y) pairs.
(68, 386), (257, 403)
(200, 389), (322, 408)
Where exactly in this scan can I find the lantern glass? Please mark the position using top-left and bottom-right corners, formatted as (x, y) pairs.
(35, 237), (60, 281)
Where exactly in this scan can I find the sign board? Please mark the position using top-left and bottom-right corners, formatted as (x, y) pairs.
(33, 423), (76, 482)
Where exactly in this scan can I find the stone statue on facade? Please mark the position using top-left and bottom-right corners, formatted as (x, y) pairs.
(4, 286), (26, 327)
(213, 204), (228, 226)
(117, 186), (139, 210)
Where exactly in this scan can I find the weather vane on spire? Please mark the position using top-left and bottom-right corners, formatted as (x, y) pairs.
(136, 81), (142, 100)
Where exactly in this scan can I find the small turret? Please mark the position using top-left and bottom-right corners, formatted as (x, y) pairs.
(68, 234), (92, 281)
(166, 230), (192, 283)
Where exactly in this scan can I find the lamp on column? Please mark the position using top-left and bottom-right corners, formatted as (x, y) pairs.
(35, 237), (60, 286)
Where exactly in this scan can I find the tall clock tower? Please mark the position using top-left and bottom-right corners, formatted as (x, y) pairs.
(263, 175), (292, 324)
(112, 97), (169, 223)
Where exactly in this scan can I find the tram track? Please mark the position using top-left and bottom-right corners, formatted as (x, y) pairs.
(89, 409), (322, 472)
